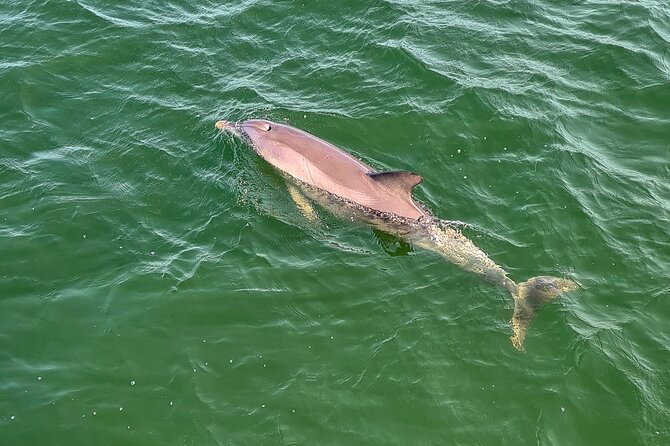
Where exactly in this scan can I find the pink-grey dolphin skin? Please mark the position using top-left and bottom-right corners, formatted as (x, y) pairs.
(216, 119), (426, 219)
(216, 118), (578, 350)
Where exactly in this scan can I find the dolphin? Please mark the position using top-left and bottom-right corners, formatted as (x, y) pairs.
(216, 118), (578, 350)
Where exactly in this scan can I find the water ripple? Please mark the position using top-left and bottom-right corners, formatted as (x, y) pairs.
(2, 0), (669, 443)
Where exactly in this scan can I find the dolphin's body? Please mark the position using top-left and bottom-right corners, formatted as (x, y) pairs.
(216, 118), (578, 350)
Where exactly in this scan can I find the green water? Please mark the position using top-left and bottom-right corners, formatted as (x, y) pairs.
(2, 0), (669, 444)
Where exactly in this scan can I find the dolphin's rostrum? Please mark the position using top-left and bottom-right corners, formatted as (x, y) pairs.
(216, 118), (578, 350)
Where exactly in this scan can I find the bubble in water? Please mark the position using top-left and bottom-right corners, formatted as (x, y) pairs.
(130, 380), (135, 386)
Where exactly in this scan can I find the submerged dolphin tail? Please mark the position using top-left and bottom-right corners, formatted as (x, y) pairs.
(509, 276), (579, 350)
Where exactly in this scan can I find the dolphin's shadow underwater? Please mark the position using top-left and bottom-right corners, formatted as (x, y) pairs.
(216, 118), (578, 350)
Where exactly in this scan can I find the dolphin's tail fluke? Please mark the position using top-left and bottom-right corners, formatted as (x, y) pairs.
(509, 276), (579, 350)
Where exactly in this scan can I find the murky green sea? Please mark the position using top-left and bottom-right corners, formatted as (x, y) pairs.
(2, 1), (669, 444)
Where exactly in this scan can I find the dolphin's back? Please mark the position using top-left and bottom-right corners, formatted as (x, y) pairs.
(242, 120), (427, 219)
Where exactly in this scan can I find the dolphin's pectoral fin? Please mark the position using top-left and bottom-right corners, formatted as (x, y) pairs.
(366, 171), (423, 193)
(287, 184), (319, 223)
(372, 229), (413, 257)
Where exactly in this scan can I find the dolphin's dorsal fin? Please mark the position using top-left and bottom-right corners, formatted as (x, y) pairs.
(366, 171), (423, 195)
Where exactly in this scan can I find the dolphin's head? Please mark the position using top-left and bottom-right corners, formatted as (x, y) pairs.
(215, 119), (276, 146)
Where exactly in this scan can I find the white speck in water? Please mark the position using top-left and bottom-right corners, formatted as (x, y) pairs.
(37, 376), (42, 381)
(457, 149), (461, 154)
(193, 369), (196, 373)
(229, 359), (233, 364)
(205, 362), (208, 366)
(119, 407), (123, 412)
(261, 404), (265, 408)
(83, 234), (86, 239)
(561, 407), (565, 412)
(93, 412), (97, 416)
(263, 364), (266, 368)
(82, 414), (86, 418)
(303, 115), (306, 118)
(503, 147), (507, 151)
(292, 409), (295, 413)
(169, 401), (173, 406)
(330, 336), (334, 340)
(151, 251), (155, 256)
(308, 345), (311, 349)
(259, 355), (262, 359)
(127, 426), (130, 429)
(202, 339), (206, 343)
(11, 416), (15, 420)
(130, 380), (135, 386)
(484, 136), (487, 140)
(119, 246), (123, 249)
(463, 176), (467, 179)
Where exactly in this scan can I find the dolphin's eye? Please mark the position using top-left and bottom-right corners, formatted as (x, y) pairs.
(265, 124), (272, 131)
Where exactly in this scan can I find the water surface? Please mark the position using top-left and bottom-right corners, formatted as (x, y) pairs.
(1, 0), (669, 444)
